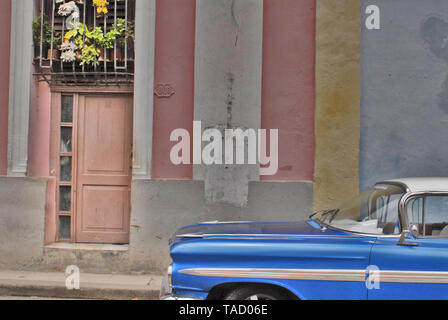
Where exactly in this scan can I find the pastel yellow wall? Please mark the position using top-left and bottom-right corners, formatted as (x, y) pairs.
(314, 0), (361, 210)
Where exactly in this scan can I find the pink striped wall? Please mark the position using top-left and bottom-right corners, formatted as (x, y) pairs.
(0, 0), (12, 176)
(151, 0), (196, 180)
(261, 0), (316, 182)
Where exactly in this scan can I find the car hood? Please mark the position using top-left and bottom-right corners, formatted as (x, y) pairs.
(169, 220), (345, 246)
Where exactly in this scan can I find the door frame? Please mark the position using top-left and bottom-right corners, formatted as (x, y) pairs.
(48, 86), (134, 244)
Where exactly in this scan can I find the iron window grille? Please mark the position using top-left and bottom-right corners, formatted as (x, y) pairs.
(34, 0), (135, 86)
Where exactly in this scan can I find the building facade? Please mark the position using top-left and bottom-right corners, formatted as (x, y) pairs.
(0, 0), (442, 274)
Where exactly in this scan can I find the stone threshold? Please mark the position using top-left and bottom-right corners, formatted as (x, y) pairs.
(45, 243), (129, 252)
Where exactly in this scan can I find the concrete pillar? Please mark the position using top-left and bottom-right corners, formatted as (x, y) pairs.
(0, 0), (11, 176)
(133, 0), (156, 179)
(193, 0), (263, 206)
(8, 0), (34, 176)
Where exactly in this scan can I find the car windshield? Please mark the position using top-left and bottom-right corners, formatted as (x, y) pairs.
(314, 184), (405, 235)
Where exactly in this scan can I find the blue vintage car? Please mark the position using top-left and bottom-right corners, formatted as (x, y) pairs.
(160, 178), (448, 300)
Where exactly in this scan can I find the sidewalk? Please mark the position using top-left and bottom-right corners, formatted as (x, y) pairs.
(0, 270), (163, 300)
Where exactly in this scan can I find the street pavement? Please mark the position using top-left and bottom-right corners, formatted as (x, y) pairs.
(0, 296), (89, 300)
(0, 270), (163, 300)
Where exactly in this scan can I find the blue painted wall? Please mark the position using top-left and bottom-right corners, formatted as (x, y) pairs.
(360, 0), (448, 190)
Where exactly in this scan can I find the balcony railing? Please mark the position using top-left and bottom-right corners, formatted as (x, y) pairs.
(34, 0), (135, 86)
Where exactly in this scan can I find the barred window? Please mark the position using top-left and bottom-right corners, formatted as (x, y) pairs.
(33, 0), (135, 86)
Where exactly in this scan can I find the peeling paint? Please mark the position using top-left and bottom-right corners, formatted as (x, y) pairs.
(421, 16), (448, 113)
(226, 72), (234, 128)
(231, 0), (240, 47)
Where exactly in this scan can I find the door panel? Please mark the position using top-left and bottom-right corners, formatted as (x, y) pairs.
(83, 100), (128, 173)
(81, 186), (129, 230)
(369, 237), (448, 299)
(76, 94), (133, 244)
(369, 194), (448, 299)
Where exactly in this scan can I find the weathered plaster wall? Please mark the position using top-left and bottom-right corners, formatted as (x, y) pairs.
(0, 0), (11, 176)
(193, 0), (263, 207)
(360, 0), (448, 190)
(314, 0), (361, 210)
(0, 178), (46, 270)
(42, 245), (130, 274)
(39, 180), (312, 274)
(41, 180), (312, 273)
(129, 180), (313, 272)
(194, 0), (263, 138)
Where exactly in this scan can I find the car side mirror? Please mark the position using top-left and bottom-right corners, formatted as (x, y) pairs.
(410, 224), (419, 237)
(397, 230), (419, 247)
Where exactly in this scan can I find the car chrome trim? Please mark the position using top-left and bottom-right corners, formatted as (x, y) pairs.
(315, 224), (401, 238)
(176, 233), (204, 238)
(176, 233), (368, 239)
(177, 229), (403, 239)
(179, 268), (448, 284)
(378, 270), (448, 284)
(376, 181), (410, 193)
(198, 221), (253, 224)
(179, 268), (367, 282)
(400, 191), (448, 239)
(160, 294), (203, 301)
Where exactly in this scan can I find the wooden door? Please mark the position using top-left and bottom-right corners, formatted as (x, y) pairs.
(75, 94), (133, 244)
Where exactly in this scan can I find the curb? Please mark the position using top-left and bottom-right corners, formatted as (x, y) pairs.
(0, 271), (163, 300)
(0, 284), (160, 300)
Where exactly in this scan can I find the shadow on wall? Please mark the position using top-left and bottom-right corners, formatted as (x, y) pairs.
(421, 16), (448, 113)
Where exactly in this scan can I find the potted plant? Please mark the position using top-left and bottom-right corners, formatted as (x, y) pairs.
(116, 18), (135, 61)
(109, 18), (124, 61)
(106, 18), (135, 62)
(63, 21), (121, 66)
(50, 32), (62, 60)
(32, 15), (62, 60)
(32, 15), (50, 58)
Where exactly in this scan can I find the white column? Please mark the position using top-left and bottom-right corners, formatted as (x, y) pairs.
(8, 0), (33, 176)
(132, 0), (156, 179)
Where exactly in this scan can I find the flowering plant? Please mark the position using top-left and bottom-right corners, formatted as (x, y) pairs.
(93, 0), (109, 15)
(64, 20), (122, 65)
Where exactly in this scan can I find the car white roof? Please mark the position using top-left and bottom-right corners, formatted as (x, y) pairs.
(379, 177), (448, 193)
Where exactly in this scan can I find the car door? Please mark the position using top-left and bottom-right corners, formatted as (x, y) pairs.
(368, 194), (448, 300)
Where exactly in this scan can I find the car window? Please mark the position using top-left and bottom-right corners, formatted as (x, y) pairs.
(380, 194), (401, 224)
(321, 184), (404, 235)
(408, 197), (423, 225)
(374, 193), (401, 233)
(406, 195), (448, 237)
(374, 196), (385, 220)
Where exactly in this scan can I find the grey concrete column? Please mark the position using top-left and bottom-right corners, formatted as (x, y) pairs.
(193, 0), (263, 206)
(194, 0), (263, 179)
(133, 0), (156, 179)
(7, 0), (33, 176)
